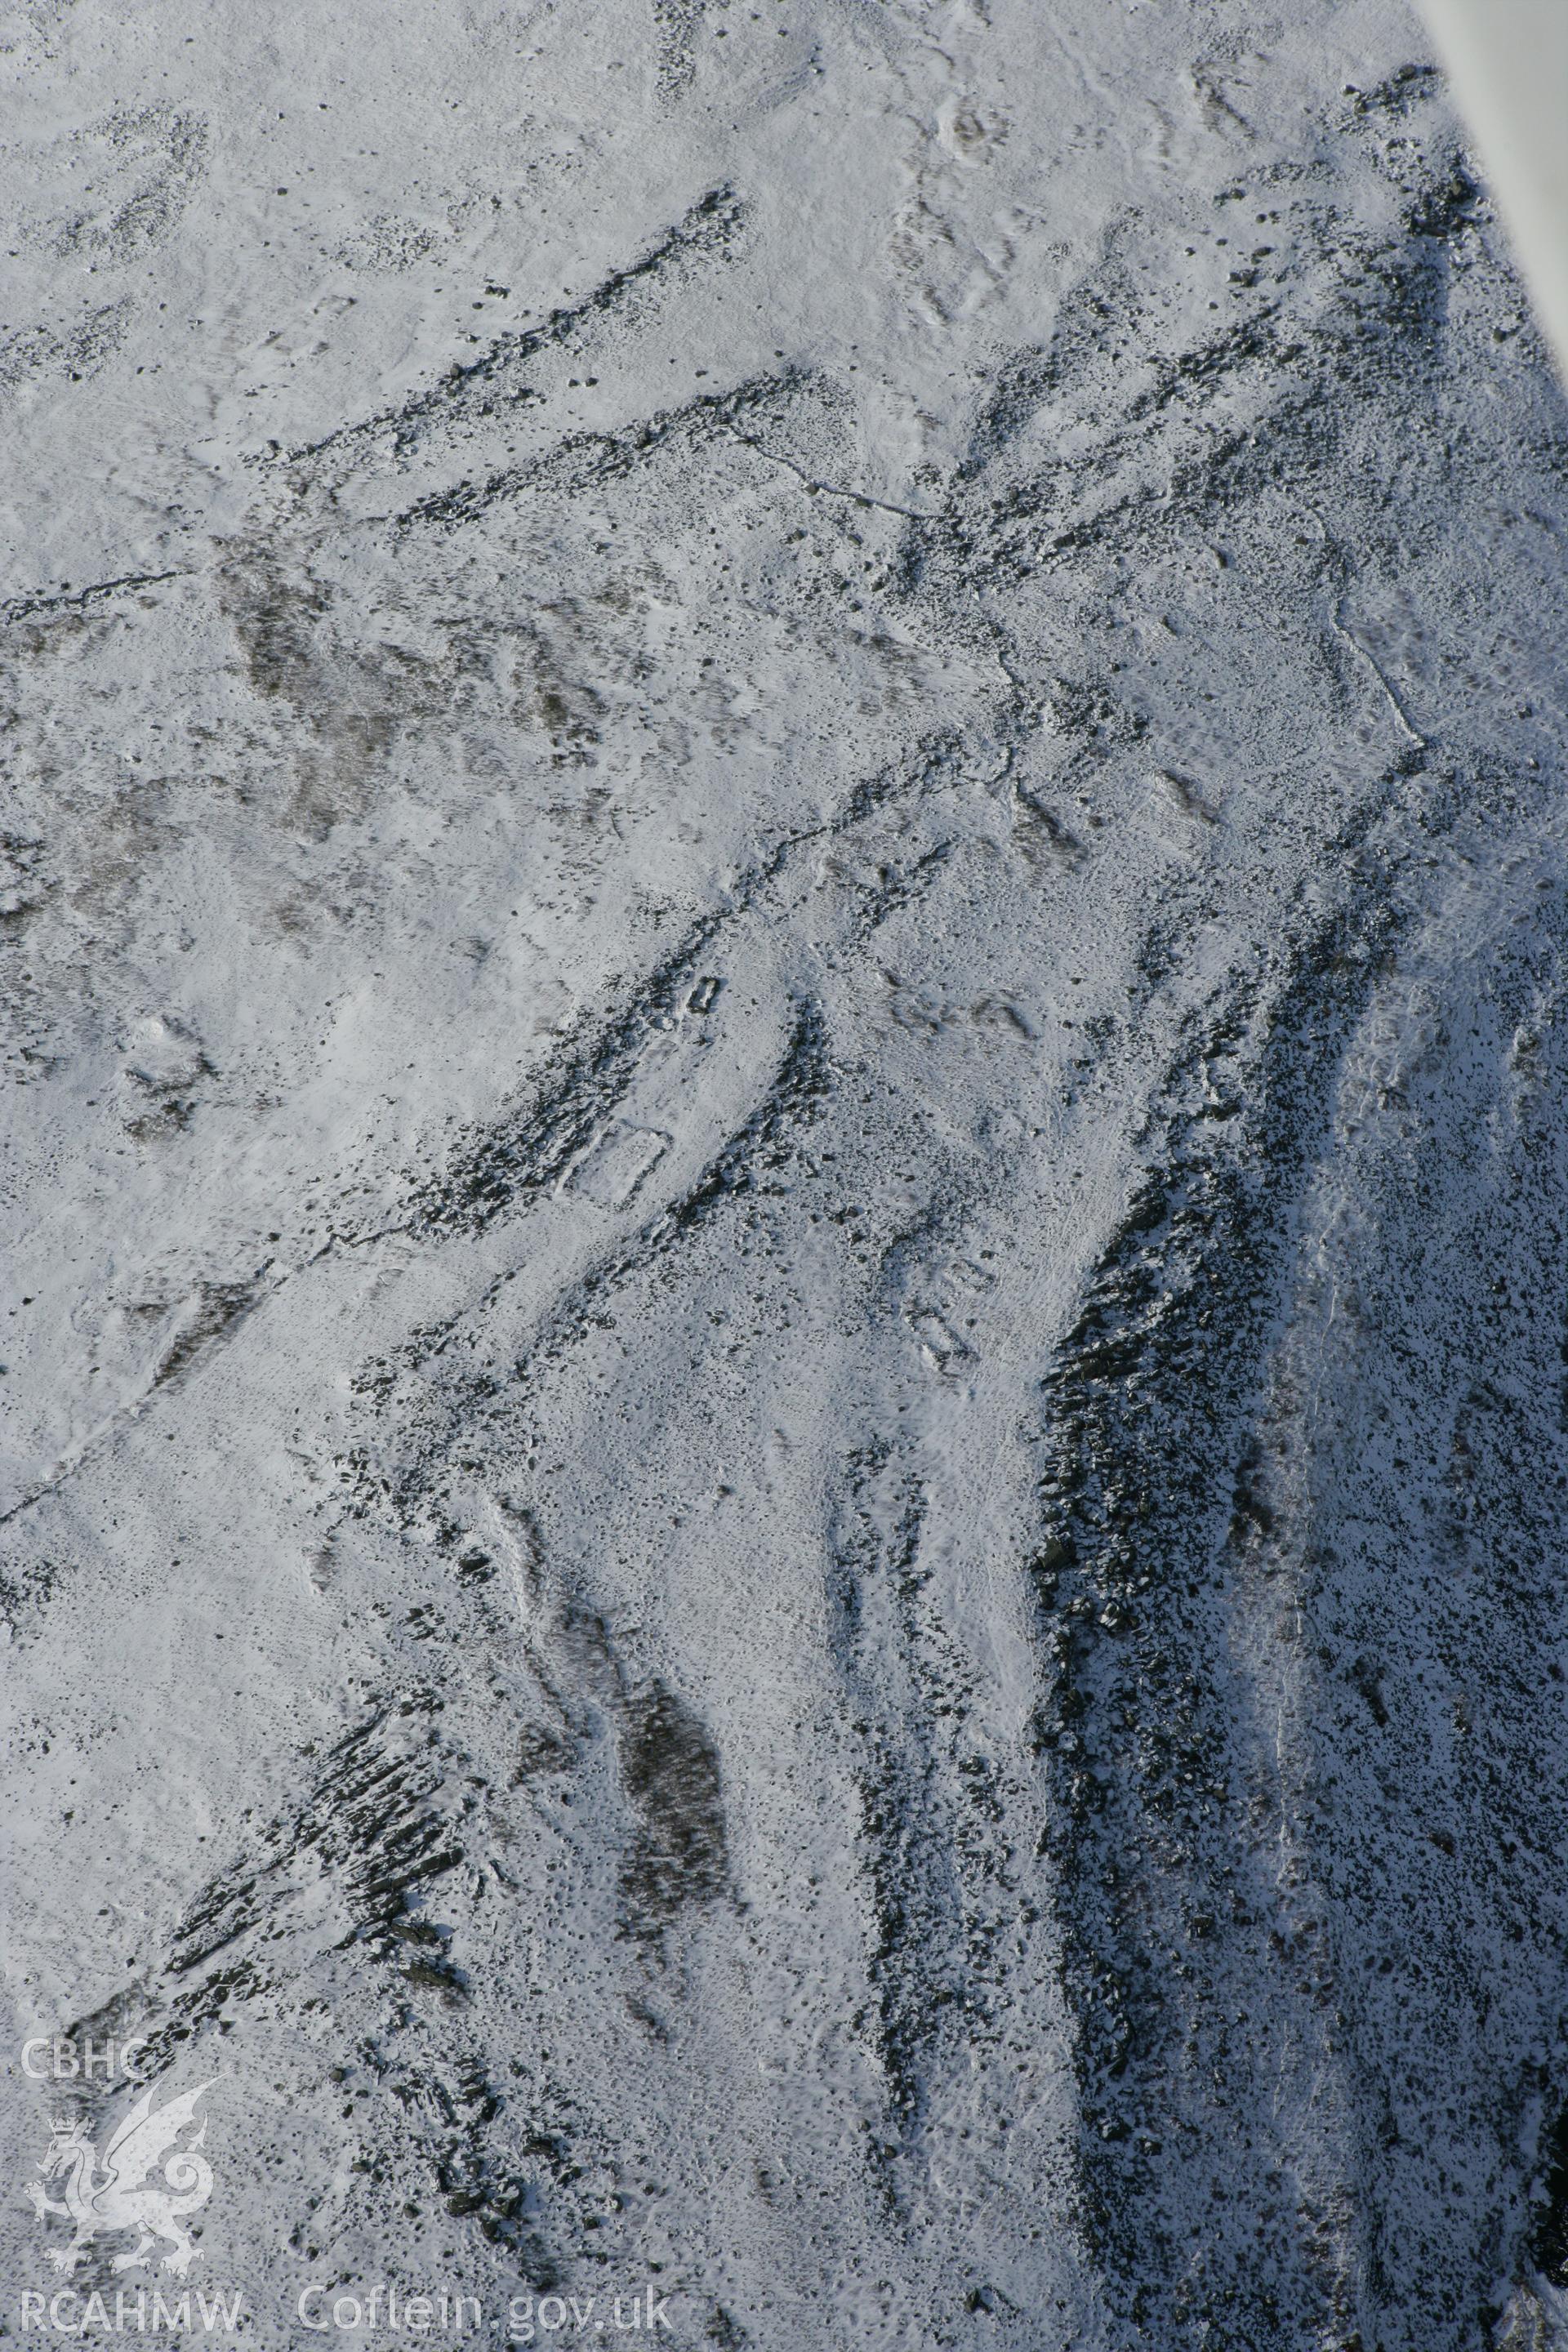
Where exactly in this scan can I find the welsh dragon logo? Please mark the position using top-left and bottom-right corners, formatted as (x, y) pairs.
(27, 2079), (216, 2275)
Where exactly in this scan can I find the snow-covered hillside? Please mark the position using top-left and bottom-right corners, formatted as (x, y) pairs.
(3, 3), (1567, 2345)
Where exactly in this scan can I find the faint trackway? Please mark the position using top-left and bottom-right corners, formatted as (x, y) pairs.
(1329, 595), (1428, 748)
(0, 1221), (413, 1533)
(723, 422), (942, 521)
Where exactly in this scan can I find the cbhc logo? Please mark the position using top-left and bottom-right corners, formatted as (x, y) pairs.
(21, 2037), (153, 2082)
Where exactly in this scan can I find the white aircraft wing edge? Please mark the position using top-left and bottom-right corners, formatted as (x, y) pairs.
(1416, 0), (1568, 384)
